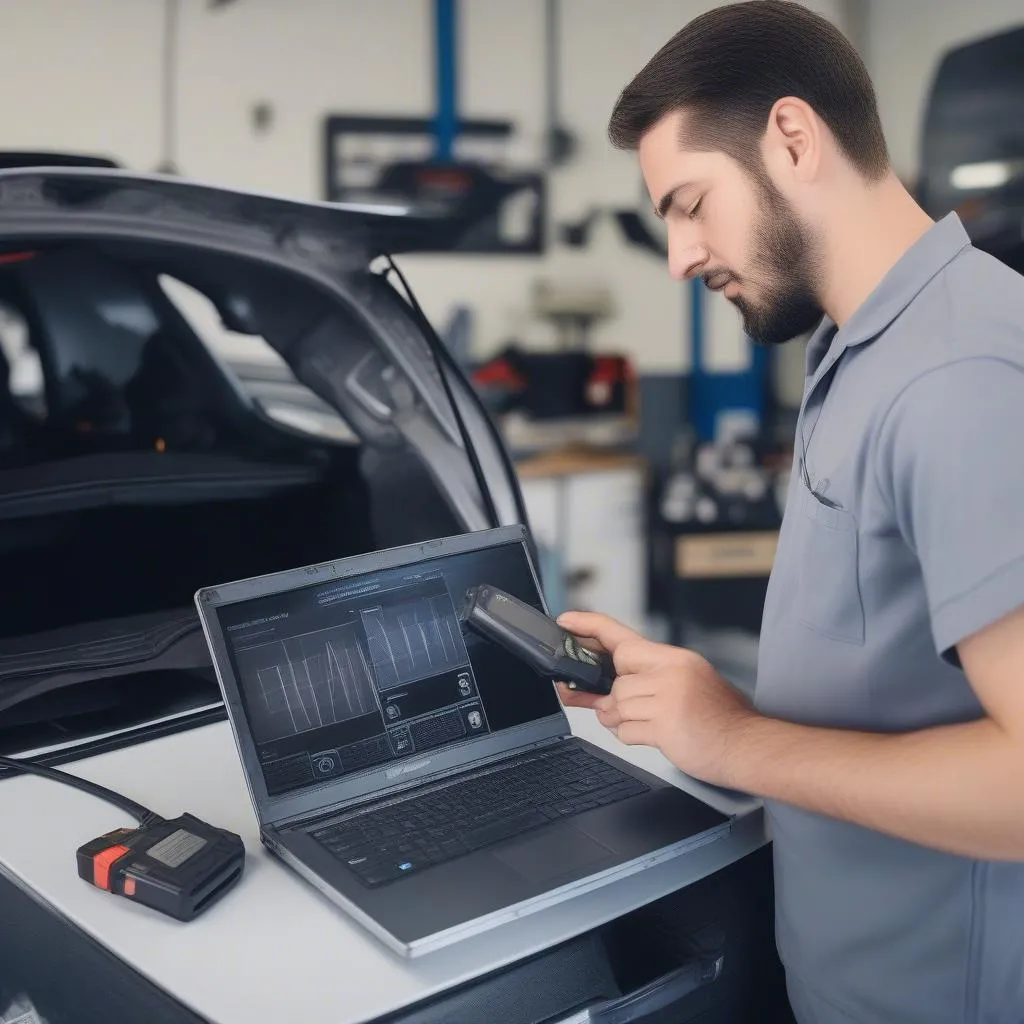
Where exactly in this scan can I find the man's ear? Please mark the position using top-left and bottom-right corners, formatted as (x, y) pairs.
(764, 96), (821, 183)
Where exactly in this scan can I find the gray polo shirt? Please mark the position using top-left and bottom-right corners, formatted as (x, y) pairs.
(754, 213), (1024, 1023)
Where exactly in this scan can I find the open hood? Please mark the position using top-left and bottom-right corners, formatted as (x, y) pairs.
(0, 166), (471, 263)
(0, 166), (527, 535)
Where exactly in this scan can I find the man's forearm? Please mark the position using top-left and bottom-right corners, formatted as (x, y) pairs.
(723, 712), (1024, 860)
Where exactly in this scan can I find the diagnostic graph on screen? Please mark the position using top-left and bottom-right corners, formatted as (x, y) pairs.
(235, 621), (379, 745)
(361, 589), (469, 691)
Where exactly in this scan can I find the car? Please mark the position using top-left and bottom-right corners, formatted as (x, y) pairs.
(917, 25), (1024, 274)
(0, 165), (530, 764)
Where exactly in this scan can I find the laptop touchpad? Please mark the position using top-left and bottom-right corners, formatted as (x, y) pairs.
(493, 827), (616, 884)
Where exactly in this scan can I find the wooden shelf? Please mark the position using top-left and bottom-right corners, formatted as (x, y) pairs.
(515, 448), (645, 479)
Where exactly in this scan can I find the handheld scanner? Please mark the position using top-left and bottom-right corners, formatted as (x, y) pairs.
(461, 584), (615, 695)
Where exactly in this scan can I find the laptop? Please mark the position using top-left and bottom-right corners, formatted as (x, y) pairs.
(195, 525), (732, 957)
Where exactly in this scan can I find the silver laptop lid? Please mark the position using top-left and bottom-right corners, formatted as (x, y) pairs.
(195, 526), (570, 828)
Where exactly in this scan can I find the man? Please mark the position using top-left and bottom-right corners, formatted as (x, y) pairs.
(557, 3), (1024, 1022)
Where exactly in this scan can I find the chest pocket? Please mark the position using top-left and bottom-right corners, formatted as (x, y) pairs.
(795, 480), (865, 645)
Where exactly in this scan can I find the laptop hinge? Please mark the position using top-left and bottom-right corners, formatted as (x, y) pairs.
(270, 733), (569, 832)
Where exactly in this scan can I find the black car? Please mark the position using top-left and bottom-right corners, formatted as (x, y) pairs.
(0, 166), (529, 762)
(917, 25), (1024, 274)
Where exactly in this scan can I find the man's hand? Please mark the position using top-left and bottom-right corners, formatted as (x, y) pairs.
(560, 605), (1024, 860)
(555, 610), (756, 788)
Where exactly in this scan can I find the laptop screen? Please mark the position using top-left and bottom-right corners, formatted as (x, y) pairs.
(216, 539), (564, 797)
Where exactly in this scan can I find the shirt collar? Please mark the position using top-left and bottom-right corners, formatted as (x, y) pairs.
(804, 212), (972, 380)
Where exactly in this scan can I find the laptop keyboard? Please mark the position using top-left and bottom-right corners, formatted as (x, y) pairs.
(309, 744), (649, 888)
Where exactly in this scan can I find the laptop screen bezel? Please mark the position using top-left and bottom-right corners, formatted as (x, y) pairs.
(195, 525), (571, 828)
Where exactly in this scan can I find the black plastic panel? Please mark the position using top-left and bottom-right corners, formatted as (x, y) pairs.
(0, 869), (210, 1024)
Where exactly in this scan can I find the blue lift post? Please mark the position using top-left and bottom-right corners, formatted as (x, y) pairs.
(434, 0), (458, 161)
(687, 279), (769, 443)
(689, 278), (707, 436)
(431, 0), (566, 610)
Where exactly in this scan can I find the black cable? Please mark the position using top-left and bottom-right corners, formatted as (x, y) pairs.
(0, 754), (163, 828)
(380, 256), (537, 553)
(381, 254), (503, 530)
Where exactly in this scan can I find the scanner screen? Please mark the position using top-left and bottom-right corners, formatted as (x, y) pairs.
(486, 591), (565, 654)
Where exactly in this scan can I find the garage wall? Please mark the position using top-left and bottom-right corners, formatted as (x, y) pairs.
(441, 0), (846, 375)
(0, 1), (166, 171)
(0, 0), (846, 373)
(867, 0), (1024, 183)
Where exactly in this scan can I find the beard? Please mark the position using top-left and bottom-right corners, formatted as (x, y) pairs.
(719, 175), (825, 347)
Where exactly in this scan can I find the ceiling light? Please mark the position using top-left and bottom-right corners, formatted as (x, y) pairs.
(950, 161), (1014, 190)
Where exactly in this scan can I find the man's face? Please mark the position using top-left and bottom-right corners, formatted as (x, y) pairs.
(638, 112), (824, 346)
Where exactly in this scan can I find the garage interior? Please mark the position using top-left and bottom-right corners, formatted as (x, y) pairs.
(0, 2), (1022, 1023)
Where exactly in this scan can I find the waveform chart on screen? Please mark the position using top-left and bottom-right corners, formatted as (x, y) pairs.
(360, 587), (471, 691)
(235, 621), (380, 744)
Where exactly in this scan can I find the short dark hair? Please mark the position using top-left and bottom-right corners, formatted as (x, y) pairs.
(608, 0), (889, 181)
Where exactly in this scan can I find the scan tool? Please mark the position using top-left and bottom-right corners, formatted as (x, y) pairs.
(461, 584), (615, 695)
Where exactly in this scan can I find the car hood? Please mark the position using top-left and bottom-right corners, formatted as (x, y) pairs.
(0, 166), (465, 265)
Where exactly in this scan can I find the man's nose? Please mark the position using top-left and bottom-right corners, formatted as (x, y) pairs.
(668, 238), (709, 281)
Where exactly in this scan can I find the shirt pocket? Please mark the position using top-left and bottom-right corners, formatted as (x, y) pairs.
(795, 480), (866, 645)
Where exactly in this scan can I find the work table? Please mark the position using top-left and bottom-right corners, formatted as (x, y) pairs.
(0, 710), (766, 1024)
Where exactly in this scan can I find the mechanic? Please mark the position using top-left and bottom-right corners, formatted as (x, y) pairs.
(556, 3), (1024, 1022)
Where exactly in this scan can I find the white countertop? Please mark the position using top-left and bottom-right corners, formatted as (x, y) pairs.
(0, 710), (766, 1024)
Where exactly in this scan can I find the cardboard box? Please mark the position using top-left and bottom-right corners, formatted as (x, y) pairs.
(675, 531), (778, 579)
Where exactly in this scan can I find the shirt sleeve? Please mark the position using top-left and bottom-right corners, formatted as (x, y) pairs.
(875, 356), (1024, 664)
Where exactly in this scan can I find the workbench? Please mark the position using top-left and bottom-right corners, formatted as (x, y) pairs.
(0, 708), (788, 1023)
